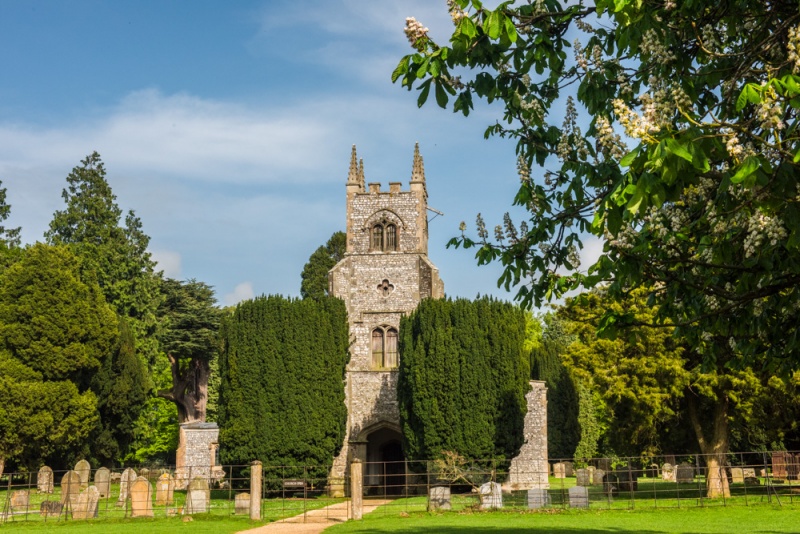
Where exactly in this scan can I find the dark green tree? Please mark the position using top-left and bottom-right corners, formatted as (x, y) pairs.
(157, 278), (222, 424)
(530, 313), (580, 460)
(0, 243), (117, 470)
(397, 297), (530, 462)
(0, 180), (20, 248)
(300, 231), (346, 300)
(45, 152), (162, 369)
(218, 295), (349, 467)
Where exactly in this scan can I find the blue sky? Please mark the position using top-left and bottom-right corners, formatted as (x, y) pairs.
(0, 1), (601, 306)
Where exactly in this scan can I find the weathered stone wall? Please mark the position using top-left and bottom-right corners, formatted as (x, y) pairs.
(175, 422), (219, 489)
(508, 381), (549, 489)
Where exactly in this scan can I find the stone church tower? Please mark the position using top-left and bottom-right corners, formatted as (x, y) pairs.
(328, 144), (548, 495)
(328, 144), (444, 494)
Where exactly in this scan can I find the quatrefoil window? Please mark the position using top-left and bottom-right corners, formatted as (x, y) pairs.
(377, 279), (395, 297)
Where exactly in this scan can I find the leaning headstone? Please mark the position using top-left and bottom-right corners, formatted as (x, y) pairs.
(745, 476), (761, 486)
(10, 490), (29, 512)
(564, 461), (574, 477)
(235, 492), (251, 515)
(552, 462), (566, 479)
(156, 473), (175, 506)
(479, 481), (503, 509)
(186, 477), (210, 514)
(597, 458), (612, 472)
(74, 459), (91, 489)
(37, 466), (54, 494)
(743, 467), (756, 479)
(527, 488), (551, 509)
(730, 467), (744, 484)
(662, 463), (676, 482)
(428, 486), (451, 511)
(568, 486), (589, 508)
(116, 467), (137, 506)
(94, 467), (111, 498)
(676, 463), (694, 483)
(72, 486), (100, 519)
(130, 477), (154, 518)
(39, 501), (63, 517)
(593, 469), (606, 486)
(576, 468), (591, 487)
(615, 469), (638, 491)
(60, 470), (81, 505)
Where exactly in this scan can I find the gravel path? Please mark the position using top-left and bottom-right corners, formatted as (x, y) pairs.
(237, 499), (391, 534)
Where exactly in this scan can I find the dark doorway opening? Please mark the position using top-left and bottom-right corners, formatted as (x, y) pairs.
(365, 426), (406, 496)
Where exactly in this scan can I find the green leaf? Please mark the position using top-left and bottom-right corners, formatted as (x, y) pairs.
(458, 17), (477, 39)
(619, 148), (639, 168)
(435, 81), (449, 108)
(391, 57), (410, 83)
(665, 139), (692, 162)
(736, 83), (761, 111)
(730, 156), (759, 184)
(485, 11), (501, 39)
(504, 16), (517, 43)
(417, 79), (432, 107)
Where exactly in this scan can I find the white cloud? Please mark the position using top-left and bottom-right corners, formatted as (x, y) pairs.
(151, 249), (182, 279)
(224, 282), (255, 306)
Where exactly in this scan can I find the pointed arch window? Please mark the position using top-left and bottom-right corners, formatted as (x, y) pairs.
(370, 221), (399, 251)
(371, 327), (399, 369)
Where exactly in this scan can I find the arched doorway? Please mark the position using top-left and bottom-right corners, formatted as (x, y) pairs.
(363, 424), (406, 496)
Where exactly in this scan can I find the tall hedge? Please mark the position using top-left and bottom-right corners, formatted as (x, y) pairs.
(397, 297), (530, 461)
(217, 295), (349, 467)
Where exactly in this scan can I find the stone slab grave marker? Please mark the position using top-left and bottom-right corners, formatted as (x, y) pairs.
(662, 463), (676, 482)
(676, 463), (694, 483)
(156, 473), (175, 506)
(587, 466), (596, 483)
(564, 461), (574, 477)
(94, 467), (111, 498)
(615, 469), (638, 491)
(37, 466), (54, 494)
(568, 486), (589, 508)
(552, 462), (566, 479)
(116, 467), (137, 507)
(428, 486), (451, 511)
(527, 488), (551, 509)
(74, 459), (91, 489)
(130, 477), (154, 518)
(772, 452), (788, 480)
(479, 481), (503, 509)
(10, 490), (29, 512)
(730, 467), (744, 484)
(576, 468), (591, 487)
(186, 477), (210, 514)
(235, 493), (250, 515)
(39, 501), (63, 518)
(593, 468), (606, 486)
(72, 486), (100, 519)
(742, 467), (756, 479)
(60, 470), (81, 506)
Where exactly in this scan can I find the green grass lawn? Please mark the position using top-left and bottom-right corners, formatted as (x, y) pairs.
(328, 504), (800, 533)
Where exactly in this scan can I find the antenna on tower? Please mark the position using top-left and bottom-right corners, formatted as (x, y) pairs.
(427, 206), (444, 223)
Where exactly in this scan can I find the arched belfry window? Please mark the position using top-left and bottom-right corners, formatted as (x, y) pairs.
(370, 219), (399, 251)
(371, 326), (399, 369)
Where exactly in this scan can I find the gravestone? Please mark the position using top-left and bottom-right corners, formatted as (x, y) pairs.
(587, 466), (596, 482)
(10, 490), (29, 511)
(564, 461), (574, 477)
(139, 468), (151, 480)
(479, 482), (503, 509)
(615, 469), (638, 491)
(74, 459), (91, 489)
(603, 473), (618, 494)
(37, 466), (54, 494)
(94, 467), (111, 498)
(60, 470), (81, 505)
(662, 463), (676, 482)
(593, 469), (606, 486)
(552, 462), (566, 479)
(130, 477), (154, 518)
(772, 452), (788, 480)
(428, 486), (451, 511)
(527, 488), (551, 509)
(235, 493), (250, 515)
(39, 501), (63, 517)
(730, 467), (744, 484)
(745, 476), (761, 486)
(156, 473), (175, 506)
(568, 486), (589, 508)
(597, 458), (612, 472)
(676, 463), (694, 483)
(72, 486), (100, 519)
(186, 477), (210, 514)
(743, 467), (756, 479)
(116, 467), (137, 506)
(576, 468), (591, 487)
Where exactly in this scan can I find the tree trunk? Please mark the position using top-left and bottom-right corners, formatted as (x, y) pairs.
(687, 393), (730, 498)
(0, 457), (4, 480)
(157, 355), (209, 424)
